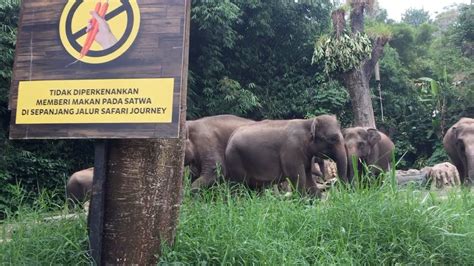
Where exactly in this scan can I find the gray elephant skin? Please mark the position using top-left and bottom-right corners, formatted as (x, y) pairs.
(443, 117), (474, 185)
(185, 115), (255, 191)
(343, 127), (395, 180)
(224, 114), (348, 197)
(66, 167), (93, 202)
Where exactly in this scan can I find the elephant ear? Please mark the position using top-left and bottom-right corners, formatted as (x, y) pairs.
(367, 128), (381, 146)
(452, 126), (458, 139)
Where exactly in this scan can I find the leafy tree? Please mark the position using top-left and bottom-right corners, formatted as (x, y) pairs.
(451, 4), (474, 57)
(389, 24), (416, 67)
(434, 5), (461, 32)
(313, 0), (389, 127)
(402, 8), (431, 27)
(365, 0), (389, 23)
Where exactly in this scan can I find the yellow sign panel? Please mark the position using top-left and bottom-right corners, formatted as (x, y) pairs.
(16, 78), (174, 124)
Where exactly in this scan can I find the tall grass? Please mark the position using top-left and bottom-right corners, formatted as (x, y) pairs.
(160, 178), (474, 264)
(1, 174), (473, 265)
(0, 190), (91, 265)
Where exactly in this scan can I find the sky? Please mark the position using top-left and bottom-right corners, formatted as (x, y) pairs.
(377, 0), (471, 21)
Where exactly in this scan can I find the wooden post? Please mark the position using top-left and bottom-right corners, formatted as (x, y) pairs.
(88, 141), (108, 265)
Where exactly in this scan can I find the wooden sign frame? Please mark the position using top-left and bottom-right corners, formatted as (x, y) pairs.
(9, 0), (189, 139)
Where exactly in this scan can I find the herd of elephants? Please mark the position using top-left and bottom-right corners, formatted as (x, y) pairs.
(66, 115), (474, 202)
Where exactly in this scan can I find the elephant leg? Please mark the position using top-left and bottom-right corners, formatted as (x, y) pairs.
(225, 149), (248, 184)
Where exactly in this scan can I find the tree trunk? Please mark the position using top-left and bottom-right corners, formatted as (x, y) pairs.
(342, 69), (376, 127)
(331, 3), (389, 128)
(101, 139), (185, 264)
(332, 9), (345, 38)
(350, 1), (365, 33)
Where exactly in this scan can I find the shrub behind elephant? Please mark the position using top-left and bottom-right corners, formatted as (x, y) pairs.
(443, 117), (474, 185)
(185, 115), (255, 192)
(225, 115), (348, 198)
(343, 127), (395, 181)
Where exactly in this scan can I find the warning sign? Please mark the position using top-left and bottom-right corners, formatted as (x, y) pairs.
(9, 0), (190, 139)
(16, 78), (173, 124)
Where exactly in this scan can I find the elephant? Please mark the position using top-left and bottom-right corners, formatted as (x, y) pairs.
(224, 114), (348, 198)
(185, 115), (255, 192)
(443, 117), (474, 185)
(343, 127), (395, 180)
(66, 167), (93, 202)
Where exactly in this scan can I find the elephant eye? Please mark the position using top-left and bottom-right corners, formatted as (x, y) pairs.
(357, 142), (365, 149)
(328, 135), (339, 144)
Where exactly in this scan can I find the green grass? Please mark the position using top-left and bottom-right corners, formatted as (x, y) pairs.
(0, 192), (91, 265)
(1, 177), (473, 265)
(160, 181), (474, 264)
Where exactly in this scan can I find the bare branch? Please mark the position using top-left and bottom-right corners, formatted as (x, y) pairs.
(364, 36), (389, 80)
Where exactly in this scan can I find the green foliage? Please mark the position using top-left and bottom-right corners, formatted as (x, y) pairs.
(0, 0), (19, 118)
(189, 0), (335, 119)
(365, 21), (392, 39)
(204, 77), (261, 116)
(305, 79), (350, 121)
(312, 32), (372, 76)
(425, 143), (450, 167)
(402, 8), (431, 27)
(451, 4), (474, 56)
(389, 23), (416, 67)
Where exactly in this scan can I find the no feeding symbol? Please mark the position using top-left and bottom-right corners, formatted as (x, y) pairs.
(59, 0), (141, 65)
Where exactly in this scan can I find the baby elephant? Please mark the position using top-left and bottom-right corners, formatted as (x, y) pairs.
(443, 117), (474, 185)
(343, 127), (395, 180)
(66, 167), (93, 202)
(225, 114), (348, 198)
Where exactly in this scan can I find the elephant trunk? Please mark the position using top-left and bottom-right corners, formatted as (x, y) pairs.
(333, 143), (348, 183)
(467, 151), (474, 185)
(346, 146), (359, 183)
